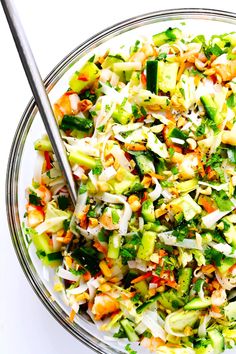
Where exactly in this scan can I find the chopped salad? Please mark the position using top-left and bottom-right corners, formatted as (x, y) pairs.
(24, 27), (236, 354)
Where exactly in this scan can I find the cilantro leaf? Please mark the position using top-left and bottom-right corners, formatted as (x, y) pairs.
(29, 193), (42, 206)
(213, 190), (233, 212)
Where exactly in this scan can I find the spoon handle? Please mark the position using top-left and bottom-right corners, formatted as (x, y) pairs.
(1, 0), (77, 206)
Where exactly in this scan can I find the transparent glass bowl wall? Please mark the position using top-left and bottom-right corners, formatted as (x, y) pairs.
(6, 9), (236, 354)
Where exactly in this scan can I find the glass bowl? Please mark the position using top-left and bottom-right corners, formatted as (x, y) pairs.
(6, 8), (236, 354)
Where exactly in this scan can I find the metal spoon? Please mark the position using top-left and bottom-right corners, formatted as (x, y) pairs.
(1, 0), (77, 206)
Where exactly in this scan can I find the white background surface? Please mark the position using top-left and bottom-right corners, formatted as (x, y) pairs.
(0, 1), (236, 354)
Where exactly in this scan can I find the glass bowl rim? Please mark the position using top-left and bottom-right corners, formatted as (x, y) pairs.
(5, 8), (236, 354)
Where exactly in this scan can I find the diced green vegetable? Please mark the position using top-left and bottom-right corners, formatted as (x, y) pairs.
(224, 301), (236, 321)
(107, 233), (121, 259)
(176, 179), (198, 194)
(69, 62), (100, 93)
(108, 167), (140, 194)
(134, 280), (149, 298)
(208, 329), (224, 354)
(134, 154), (155, 175)
(137, 231), (156, 260)
(158, 290), (185, 311)
(184, 297), (212, 310)
(112, 108), (132, 125)
(69, 150), (97, 168)
(136, 293), (160, 313)
(146, 60), (158, 94)
(101, 54), (124, 69)
(200, 95), (223, 126)
(177, 268), (193, 297)
(170, 194), (202, 221)
(141, 200), (155, 223)
(152, 27), (182, 47)
(34, 135), (53, 152)
(60, 115), (93, 132)
(120, 319), (139, 342)
(157, 61), (179, 93)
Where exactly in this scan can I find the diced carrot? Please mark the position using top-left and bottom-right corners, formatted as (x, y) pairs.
(131, 271), (152, 284)
(124, 143), (147, 151)
(149, 172), (166, 180)
(159, 249), (167, 257)
(69, 309), (76, 322)
(177, 59), (187, 82)
(141, 72), (147, 86)
(83, 271), (91, 282)
(166, 110), (175, 123)
(202, 264), (216, 274)
(141, 191), (148, 204)
(211, 305), (221, 313)
(198, 195), (217, 213)
(93, 241), (108, 255)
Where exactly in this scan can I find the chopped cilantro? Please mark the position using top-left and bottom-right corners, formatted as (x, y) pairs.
(87, 209), (96, 218)
(140, 106), (147, 116)
(92, 162), (103, 175)
(69, 268), (86, 275)
(97, 124), (105, 132)
(213, 190), (233, 212)
(179, 87), (185, 99)
(205, 152), (223, 169)
(125, 344), (137, 354)
(171, 166), (179, 175)
(168, 147), (175, 158)
(29, 193), (41, 206)
(205, 247), (224, 266)
(132, 104), (141, 118)
(113, 326), (127, 338)
(120, 247), (136, 265)
(173, 223), (189, 241)
(195, 123), (205, 137)
(227, 93), (236, 108)
(157, 52), (167, 60)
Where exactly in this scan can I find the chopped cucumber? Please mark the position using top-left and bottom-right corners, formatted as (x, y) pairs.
(34, 135), (52, 152)
(153, 27), (182, 47)
(101, 54), (124, 69)
(137, 231), (156, 261)
(136, 293), (160, 313)
(107, 233), (121, 259)
(134, 154), (155, 175)
(158, 290), (185, 311)
(184, 297), (212, 310)
(69, 62), (100, 93)
(146, 60), (158, 94)
(217, 257), (236, 274)
(200, 95), (223, 126)
(177, 268), (193, 297)
(120, 319), (139, 342)
(134, 280), (149, 297)
(208, 329), (224, 354)
(108, 167), (140, 194)
(69, 151), (97, 168)
(112, 108), (132, 125)
(224, 301), (236, 321)
(141, 200), (155, 222)
(158, 61), (179, 93)
(60, 115), (93, 132)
